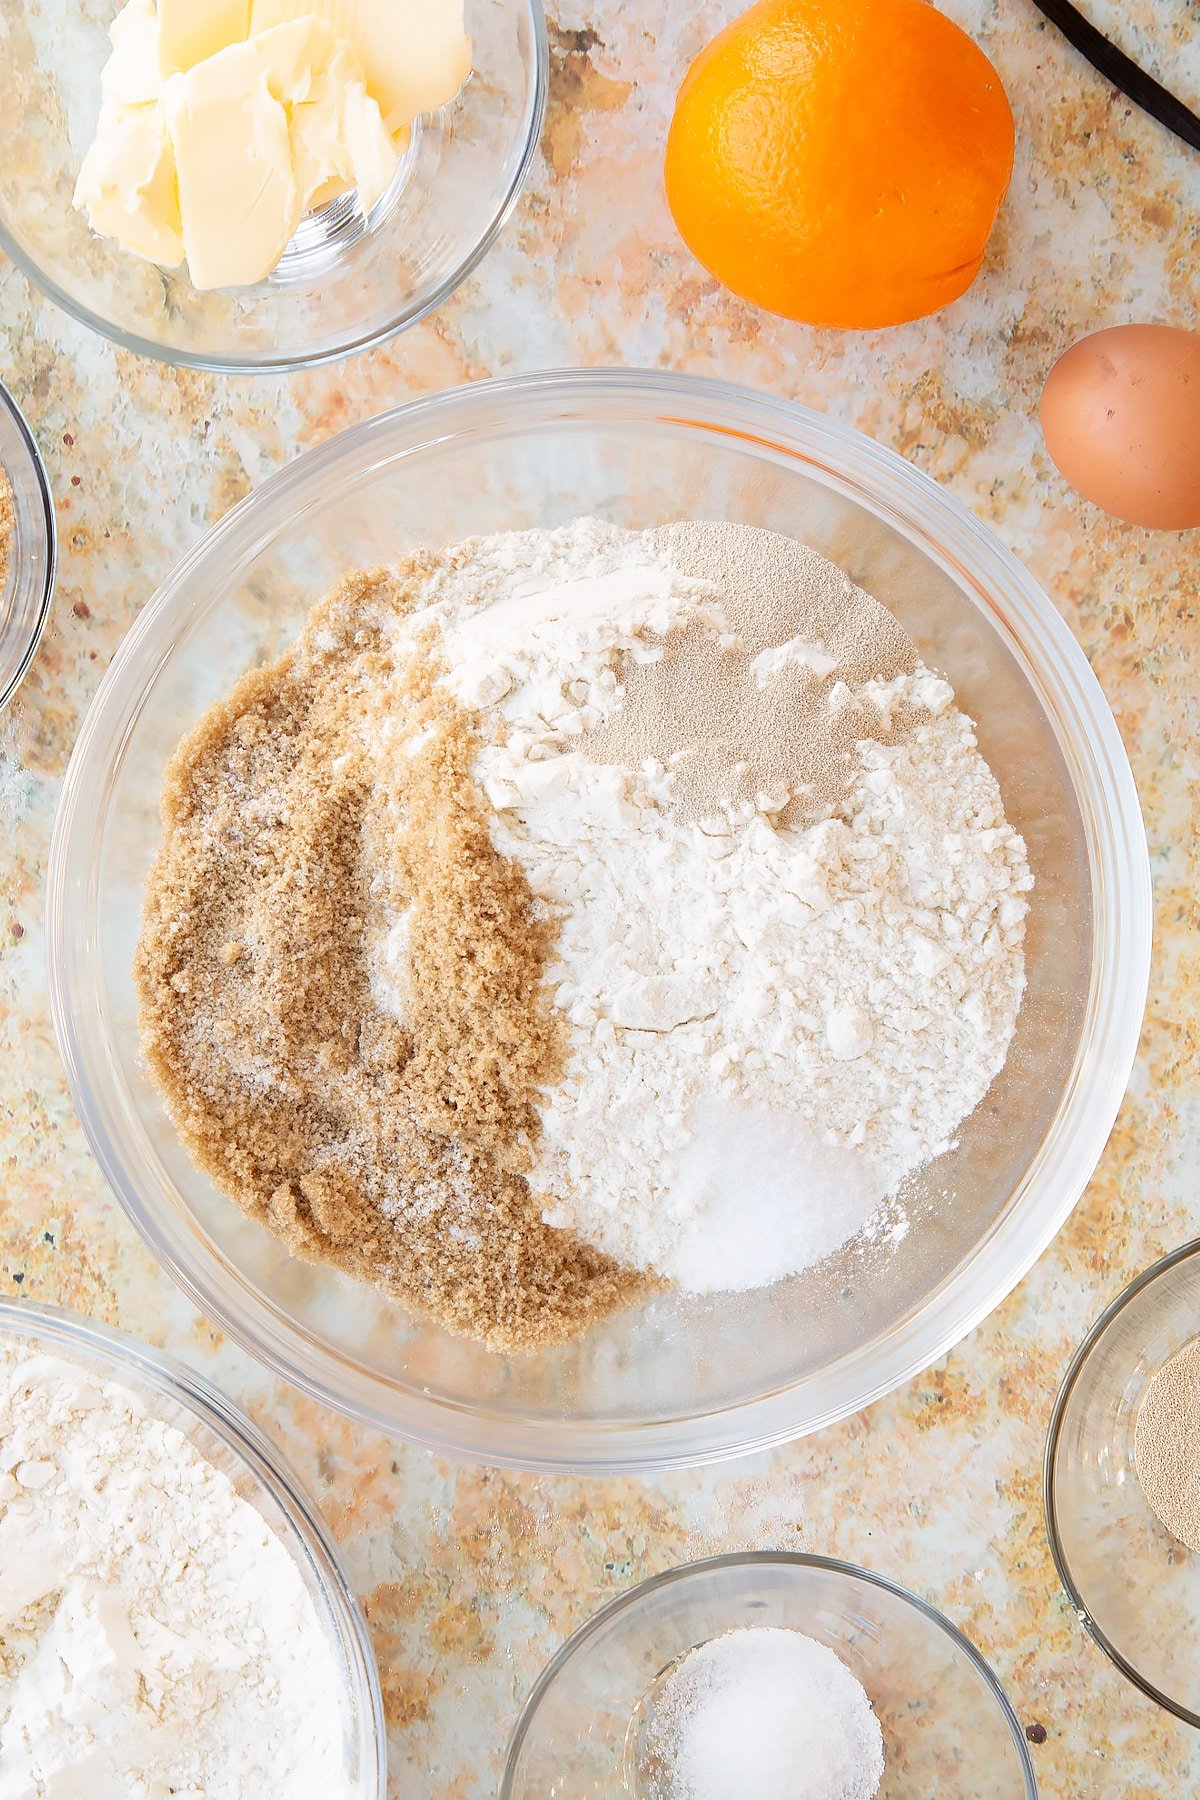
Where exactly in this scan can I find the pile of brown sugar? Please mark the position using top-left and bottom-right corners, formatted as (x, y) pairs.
(0, 466), (13, 597)
(134, 560), (650, 1353)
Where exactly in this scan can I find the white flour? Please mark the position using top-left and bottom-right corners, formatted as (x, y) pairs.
(376, 519), (1031, 1293)
(0, 1342), (352, 1800)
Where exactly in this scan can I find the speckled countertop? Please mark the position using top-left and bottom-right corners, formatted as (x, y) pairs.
(1, 2), (1198, 1793)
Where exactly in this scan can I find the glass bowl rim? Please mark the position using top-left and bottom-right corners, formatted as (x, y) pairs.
(46, 366), (1152, 1472)
(498, 1548), (1039, 1797)
(0, 375), (57, 708)
(0, 0), (549, 375)
(1043, 1235), (1200, 1730)
(0, 1295), (389, 1794)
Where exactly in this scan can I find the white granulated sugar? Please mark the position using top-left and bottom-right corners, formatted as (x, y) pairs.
(659, 1102), (889, 1292)
(646, 1626), (884, 1800)
(0, 1342), (352, 1800)
(378, 518), (1031, 1294)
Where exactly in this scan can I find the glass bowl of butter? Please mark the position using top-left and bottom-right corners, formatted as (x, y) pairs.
(0, 0), (547, 370)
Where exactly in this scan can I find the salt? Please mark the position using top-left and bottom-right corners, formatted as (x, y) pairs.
(647, 1626), (885, 1800)
(654, 1102), (888, 1293)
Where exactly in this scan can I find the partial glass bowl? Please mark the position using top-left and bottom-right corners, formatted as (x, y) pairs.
(0, 0), (547, 371)
(500, 1552), (1038, 1798)
(1045, 1239), (1200, 1725)
(0, 1298), (387, 1794)
(46, 369), (1150, 1472)
(0, 379), (56, 706)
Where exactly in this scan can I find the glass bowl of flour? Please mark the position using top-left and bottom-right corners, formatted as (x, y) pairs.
(0, 1300), (386, 1796)
(47, 369), (1151, 1471)
(501, 1553), (1037, 1798)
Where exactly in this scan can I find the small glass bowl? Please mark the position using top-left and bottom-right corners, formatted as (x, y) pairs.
(0, 379), (56, 707)
(1045, 1239), (1200, 1725)
(500, 1552), (1037, 1798)
(0, 1298), (387, 1796)
(0, 1), (547, 371)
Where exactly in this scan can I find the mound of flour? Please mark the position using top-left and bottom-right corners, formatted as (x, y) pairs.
(376, 518), (1031, 1294)
(0, 1342), (352, 1797)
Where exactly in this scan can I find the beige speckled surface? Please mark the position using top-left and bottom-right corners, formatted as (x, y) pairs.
(2, 2), (1199, 1793)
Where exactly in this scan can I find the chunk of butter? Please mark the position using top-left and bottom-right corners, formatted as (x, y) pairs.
(291, 39), (400, 218)
(250, 0), (471, 136)
(74, 105), (184, 268)
(74, 0), (184, 266)
(157, 0), (250, 75)
(164, 17), (395, 289)
(163, 27), (304, 291)
(102, 0), (167, 106)
(76, 1), (403, 290)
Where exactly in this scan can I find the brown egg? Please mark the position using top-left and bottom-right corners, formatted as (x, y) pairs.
(1040, 323), (1200, 531)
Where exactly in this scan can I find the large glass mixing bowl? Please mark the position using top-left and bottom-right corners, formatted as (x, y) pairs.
(46, 370), (1150, 1471)
(0, 0), (546, 371)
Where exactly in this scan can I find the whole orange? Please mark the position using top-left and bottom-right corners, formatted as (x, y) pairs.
(664, 0), (1015, 328)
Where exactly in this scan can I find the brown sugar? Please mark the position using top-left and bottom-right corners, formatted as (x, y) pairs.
(0, 466), (13, 598)
(134, 560), (650, 1353)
